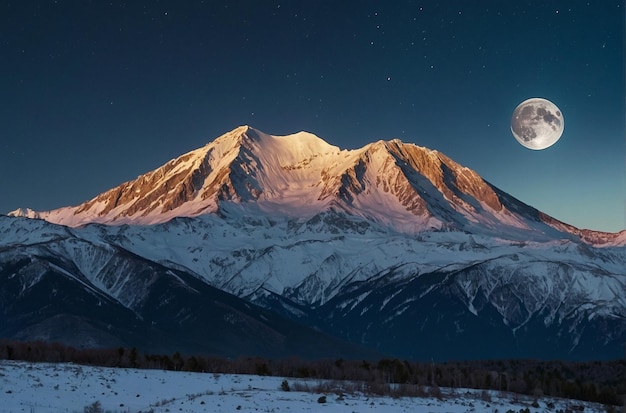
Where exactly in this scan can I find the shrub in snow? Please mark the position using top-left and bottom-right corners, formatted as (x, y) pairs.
(83, 400), (103, 413)
(281, 379), (290, 391)
(428, 384), (443, 400)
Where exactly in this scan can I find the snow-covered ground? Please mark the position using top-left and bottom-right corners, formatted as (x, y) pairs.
(0, 360), (608, 413)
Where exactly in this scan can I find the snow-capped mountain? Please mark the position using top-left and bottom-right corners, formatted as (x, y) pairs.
(3, 126), (626, 360)
(11, 125), (622, 244)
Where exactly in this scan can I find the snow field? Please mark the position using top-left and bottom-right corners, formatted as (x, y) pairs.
(0, 361), (607, 413)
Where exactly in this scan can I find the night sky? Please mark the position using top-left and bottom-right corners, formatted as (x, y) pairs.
(1, 1), (624, 232)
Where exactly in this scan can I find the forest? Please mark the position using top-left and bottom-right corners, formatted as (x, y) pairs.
(0, 339), (624, 408)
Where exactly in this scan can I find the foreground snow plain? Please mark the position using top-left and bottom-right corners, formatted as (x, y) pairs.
(0, 360), (607, 413)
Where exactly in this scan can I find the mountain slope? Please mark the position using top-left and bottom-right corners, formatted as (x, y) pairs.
(0, 216), (378, 359)
(95, 214), (626, 359)
(2, 209), (624, 359)
(317, 253), (626, 360)
(11, 126), (342, 226)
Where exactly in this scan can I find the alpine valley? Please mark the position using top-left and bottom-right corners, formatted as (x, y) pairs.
(3, 126), (626, 360)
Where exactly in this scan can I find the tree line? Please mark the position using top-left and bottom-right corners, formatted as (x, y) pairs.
(0, 339), (624, 407)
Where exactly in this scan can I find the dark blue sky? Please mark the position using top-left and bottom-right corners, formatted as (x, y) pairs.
(1, 1), (624, 232)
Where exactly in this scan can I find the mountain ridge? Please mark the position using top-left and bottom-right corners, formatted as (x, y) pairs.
(8, 125), (625, 245)
(2, 209), (625, 359)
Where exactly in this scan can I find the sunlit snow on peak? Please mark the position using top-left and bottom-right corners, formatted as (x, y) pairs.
(7, 126), (625, 245)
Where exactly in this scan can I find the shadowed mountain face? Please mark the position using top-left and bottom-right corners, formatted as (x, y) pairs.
(3, 126), (626, 360)
(0, 218), (378, 359)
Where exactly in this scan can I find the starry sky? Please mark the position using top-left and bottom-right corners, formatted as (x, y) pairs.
(1, 1), (624, 232)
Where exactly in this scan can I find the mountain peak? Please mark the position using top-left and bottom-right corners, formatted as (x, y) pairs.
(8, 126), (622, 244)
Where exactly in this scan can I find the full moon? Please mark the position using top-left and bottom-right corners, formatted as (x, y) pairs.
(510, 98), (564, 150)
